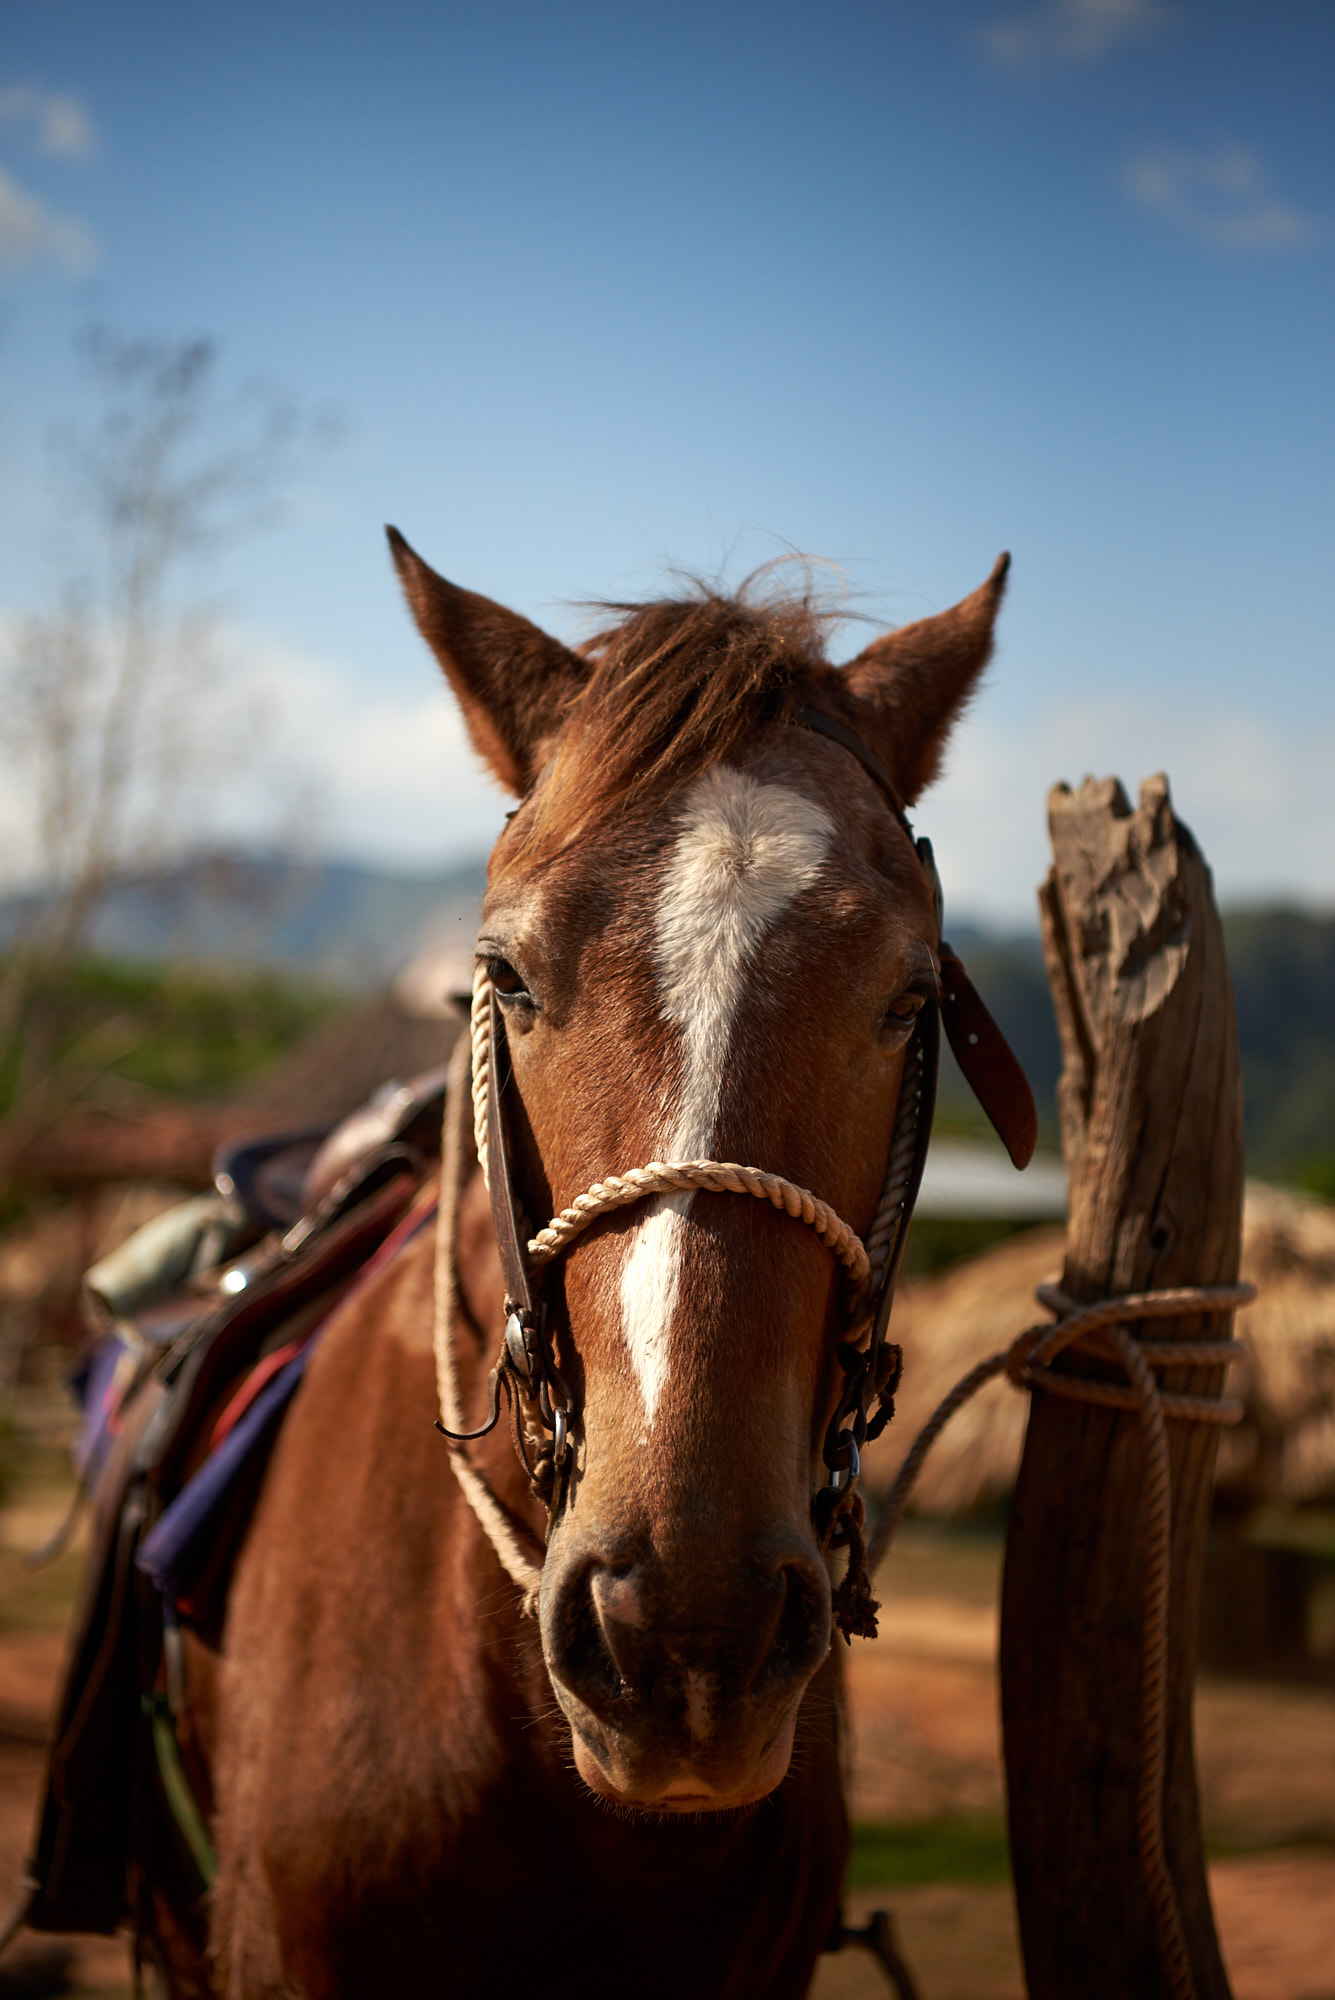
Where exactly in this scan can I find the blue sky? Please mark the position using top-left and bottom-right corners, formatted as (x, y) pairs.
(1, 0), (1331, 922)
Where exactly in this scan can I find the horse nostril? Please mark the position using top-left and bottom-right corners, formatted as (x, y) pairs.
(546, 1562), (626, 1720)
(753, 1556), (832, 1697)
(590, 1570), (647, 1687)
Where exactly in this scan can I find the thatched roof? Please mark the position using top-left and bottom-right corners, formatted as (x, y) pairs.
(863, 1185), (1335, 1516)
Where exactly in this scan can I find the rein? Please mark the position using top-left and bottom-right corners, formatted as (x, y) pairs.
(432, 712), (1037, 1635)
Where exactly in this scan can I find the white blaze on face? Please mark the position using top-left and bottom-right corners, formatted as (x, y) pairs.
(619, 765), (834, 1421)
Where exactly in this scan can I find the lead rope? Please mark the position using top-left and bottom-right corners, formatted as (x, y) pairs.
(434, 967), (923, 1616)
(865, 1277), (1255, 2000)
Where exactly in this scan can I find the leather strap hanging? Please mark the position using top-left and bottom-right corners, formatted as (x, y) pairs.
(938, 947), (1037, 1170)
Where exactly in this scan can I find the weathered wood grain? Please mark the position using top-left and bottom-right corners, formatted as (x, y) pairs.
(999, 774), (1243, 2000)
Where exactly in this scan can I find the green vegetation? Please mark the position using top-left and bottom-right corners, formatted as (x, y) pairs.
(849, 1818), (1010, 1888)
(1294, 1153), (1335, 1202)
(847, 1815), (1335, 1890)
(0, 954), (341, 1119)
(901, 1215), (1037, 1278)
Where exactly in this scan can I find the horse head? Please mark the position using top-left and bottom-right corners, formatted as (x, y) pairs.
(391, 531), (1008, 1814)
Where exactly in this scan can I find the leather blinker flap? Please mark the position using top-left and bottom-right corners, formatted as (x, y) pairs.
(938, 946), (1037, 1170)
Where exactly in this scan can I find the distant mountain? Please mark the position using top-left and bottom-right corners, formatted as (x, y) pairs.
(0, 853), (488, 990)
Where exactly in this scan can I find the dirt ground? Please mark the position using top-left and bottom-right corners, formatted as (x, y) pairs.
(846, 1585), (1335, 1845)
(0, 1498), (1331, 1997)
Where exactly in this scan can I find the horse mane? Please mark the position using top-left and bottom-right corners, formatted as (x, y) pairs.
(514, 570), (843, 857)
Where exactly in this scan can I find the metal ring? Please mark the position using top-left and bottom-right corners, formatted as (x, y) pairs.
(552, 1405), (568, 1464)
(826, 1437), (859, 1491)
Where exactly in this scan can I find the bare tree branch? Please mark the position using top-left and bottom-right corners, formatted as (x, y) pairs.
(0, 328), (333, 1187)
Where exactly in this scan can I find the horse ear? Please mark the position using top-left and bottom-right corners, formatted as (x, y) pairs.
(387, 527), (587, 794)
(841, 554), (1010, 805)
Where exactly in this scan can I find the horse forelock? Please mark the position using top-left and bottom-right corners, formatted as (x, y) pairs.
(502, 577), (843, 865)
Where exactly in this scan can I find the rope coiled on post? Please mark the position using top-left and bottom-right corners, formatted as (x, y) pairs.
(866, 1275), (1255, 2000)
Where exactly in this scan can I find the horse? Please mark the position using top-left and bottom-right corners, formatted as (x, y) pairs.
(150, 535), (1012, 1997)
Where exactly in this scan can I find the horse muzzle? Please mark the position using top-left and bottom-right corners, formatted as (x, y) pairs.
(539, 1527), (832, 1811)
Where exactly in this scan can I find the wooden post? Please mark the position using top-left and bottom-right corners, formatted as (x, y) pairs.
(999, 774), (1243, 2000)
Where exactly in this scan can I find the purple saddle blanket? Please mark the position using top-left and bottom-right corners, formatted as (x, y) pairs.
(70, 1191), (436, 1617)
(134, 1336), (318, 1609)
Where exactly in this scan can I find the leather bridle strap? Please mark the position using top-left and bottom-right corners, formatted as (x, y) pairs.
(796, 705), (912, 833)
(435, 988), (574, 1468)
(430, 993), (544, 1450)
(485, 985), (537, 1319)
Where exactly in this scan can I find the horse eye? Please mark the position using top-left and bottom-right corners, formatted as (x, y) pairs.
(883, 990), (927, 1033)
(486, 956), (530, 1000)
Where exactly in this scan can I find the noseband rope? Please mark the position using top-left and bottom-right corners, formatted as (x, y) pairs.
(433, 713), (1036, 1637)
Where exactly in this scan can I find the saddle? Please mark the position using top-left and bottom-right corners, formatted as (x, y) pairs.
(21, 1069), (449, 1939)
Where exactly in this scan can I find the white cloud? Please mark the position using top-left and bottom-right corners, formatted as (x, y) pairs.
(229, 637), (510, 867)
(979, 0), (1165, 66)
(0, 164), (96, 269)
(923, 694), (1335, 927)
(1123, 144), (1321, 250)
(0, 83), (96, 159)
